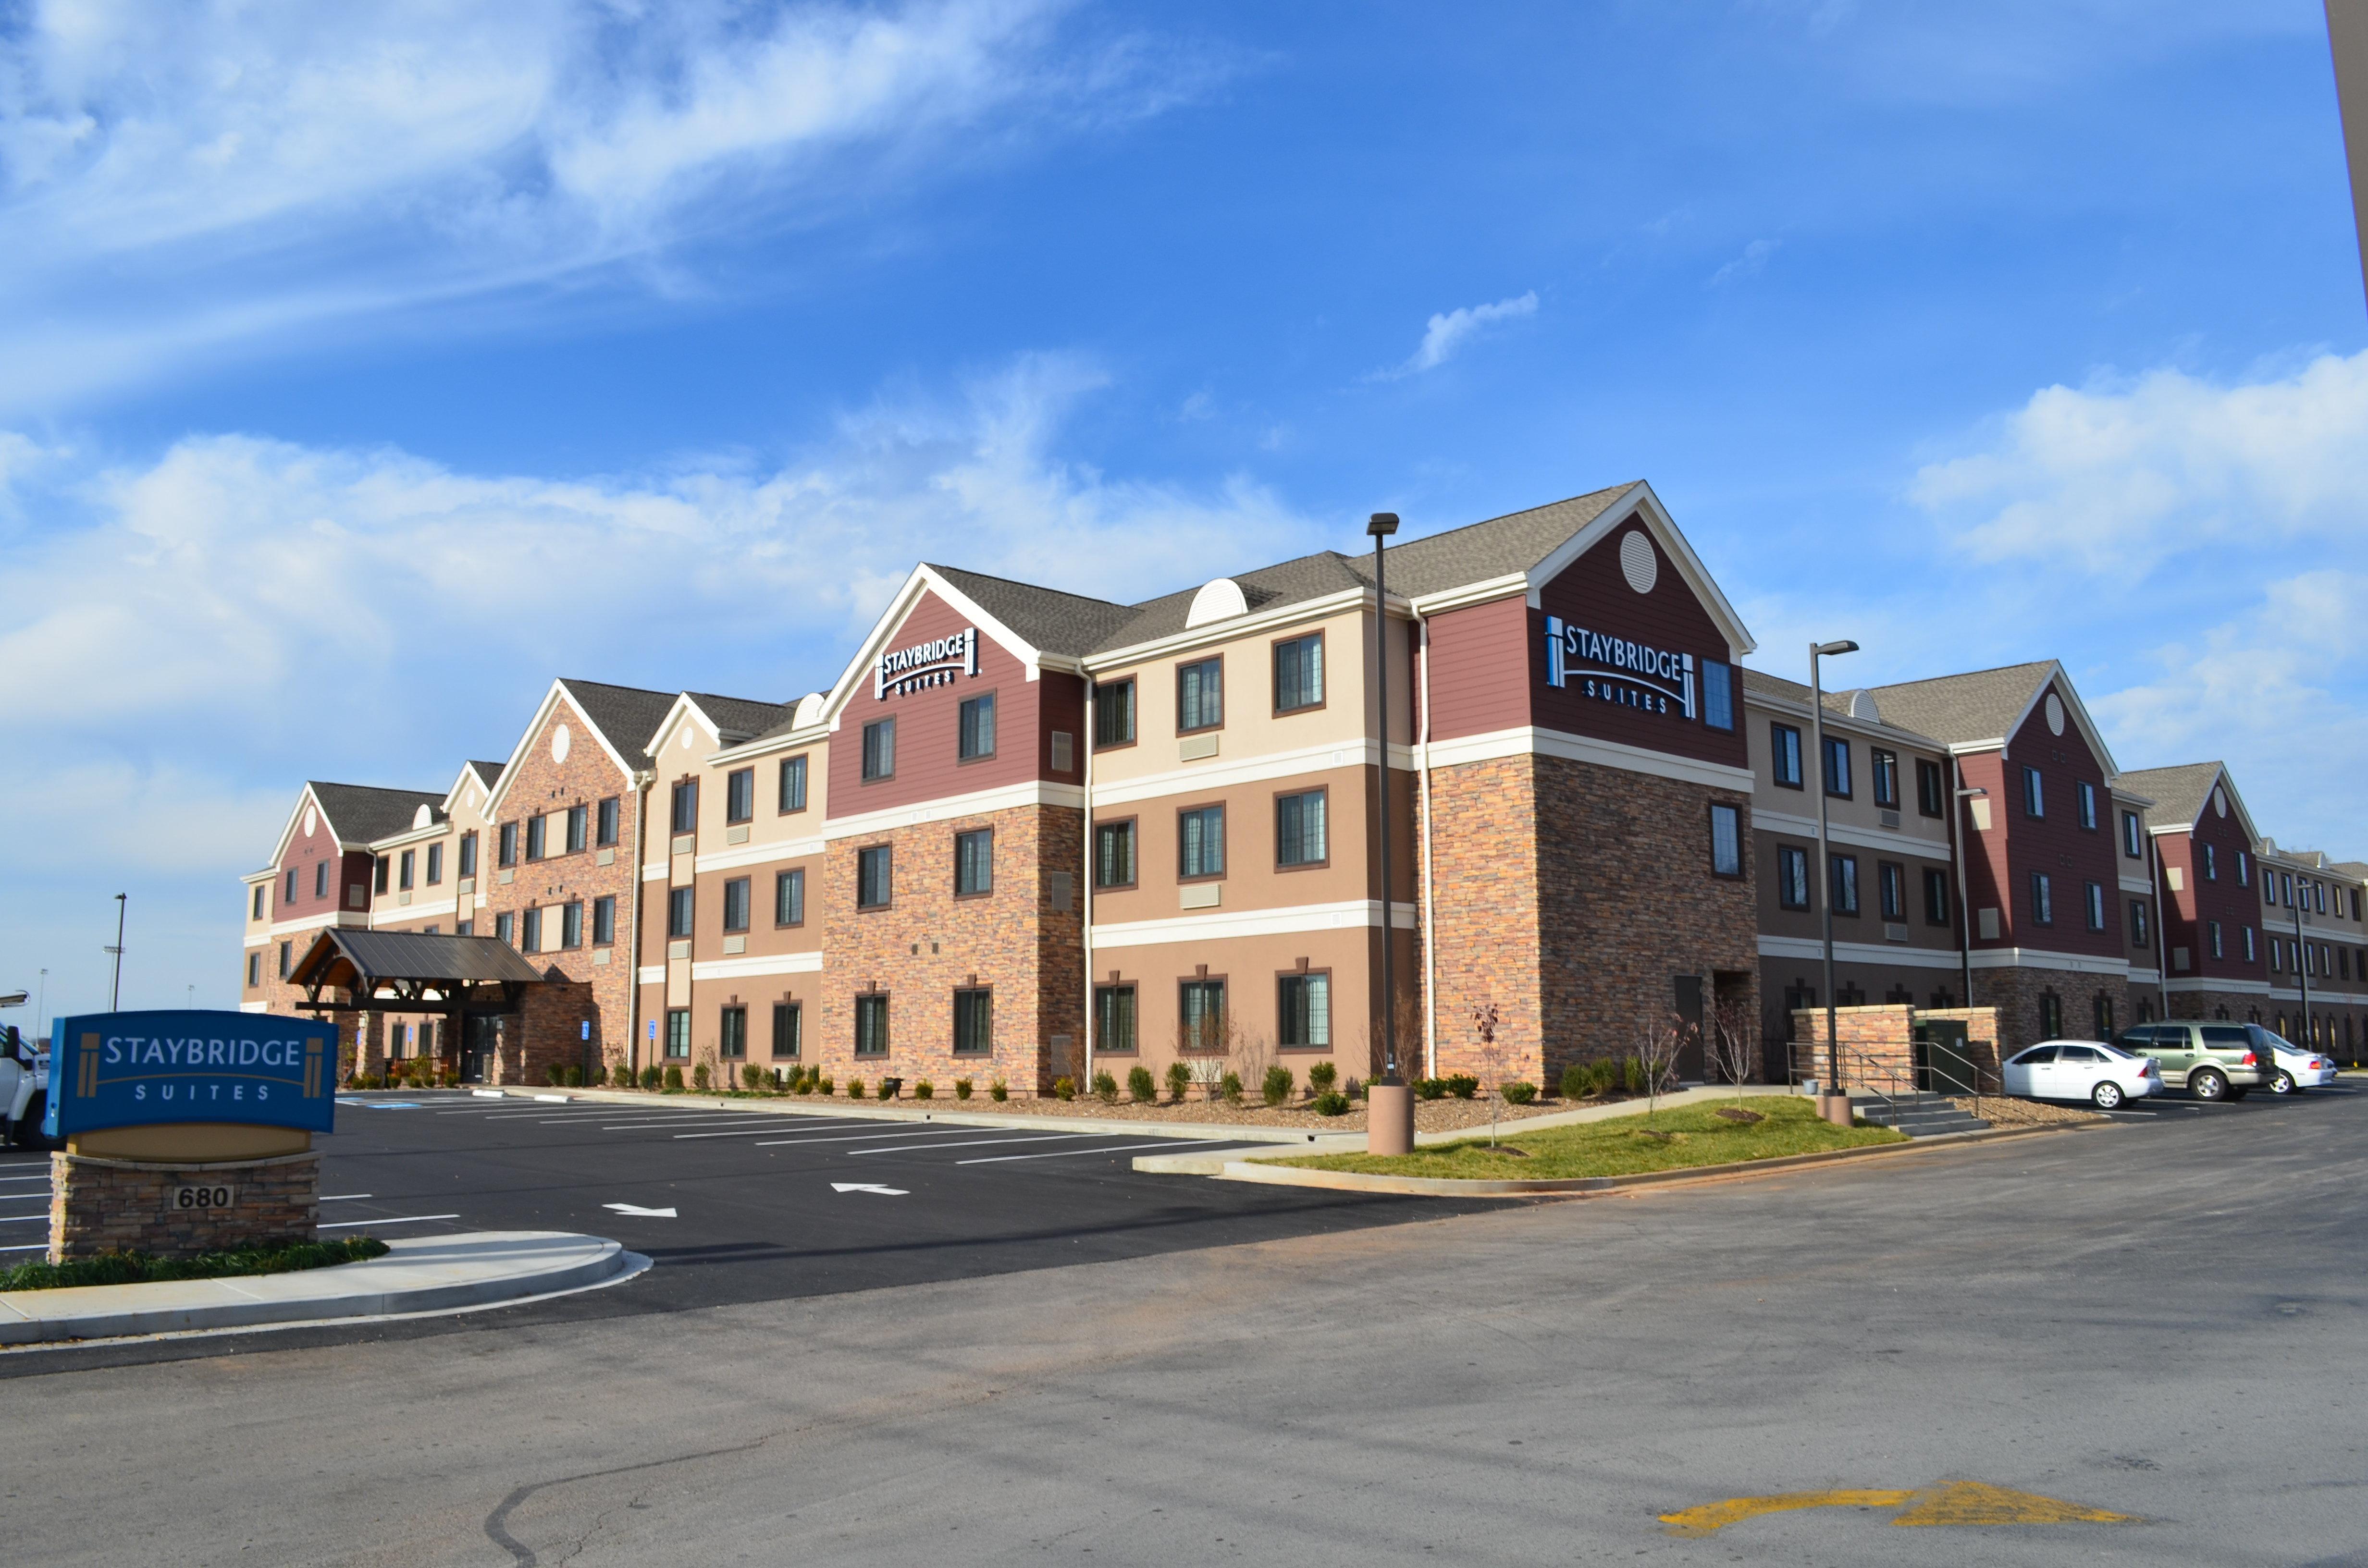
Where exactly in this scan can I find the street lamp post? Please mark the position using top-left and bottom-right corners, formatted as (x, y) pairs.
(1951, 778), (1987, 1010)
(1365, 511), (1416, 1157)
(106, 893), (127, 1012)
(1809, 640), (1858, 1126)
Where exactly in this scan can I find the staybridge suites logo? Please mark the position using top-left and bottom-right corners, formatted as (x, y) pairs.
(1544, 615), (1696, 719)
(875, 626), (980, 699)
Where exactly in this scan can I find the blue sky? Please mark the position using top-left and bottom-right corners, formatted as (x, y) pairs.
(1, 0), (2362, 1025)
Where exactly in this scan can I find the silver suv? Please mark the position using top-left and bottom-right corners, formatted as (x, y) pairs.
(2112, 1021), (2273, 1102)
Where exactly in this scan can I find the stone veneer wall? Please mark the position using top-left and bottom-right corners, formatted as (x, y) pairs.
(1788, 1004), (2001, 1094)
(493, 977), (600, 1086)
(1971, 964), (2131, 1056)
(817, 803), (1082, 1095)
(1425, 753), (1759, 1086)
(2160, 989), (2268, 1025)
(49, 1151), (320, 1261)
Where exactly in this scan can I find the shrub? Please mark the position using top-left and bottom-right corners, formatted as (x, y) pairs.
(439, 1069), (459, 1089)
(1624, 1056), (1648, 1096)
(1307, 1062), (1338, 1095)
(953, 1077), (973, 1100)
(816, 1075), (835, 1097)
(1311, 1090), (1351, 1116)
(914, 1079), (935, 1101)
(1414, 1077), (1447, 1101)
(640, 1064), (662, 1090)
(691, 1063), (712, 1091)
(1166, 1061), (1192, 1102)
(989, 1078), (1009, 1102)
(1501, 1080), (1538, 1105)
(1092, 1070), (1119, 1104)
(848, 1078), (865, 1099)
(567, 1065), (586, 1088)
(545, 1063), (567, 1086)
(1261, 1065), (1295, 1107)
(1053, 1076), (1076, 1101)
(742, 1064), (766, 1091)
(1220, 1071), (1243, 1106)
(1127, 1065), (1156, 1103)
(1344, 1076), (1363, 1100)
(794, 1068), (816, 1095)
(0, 1236), (390, 1293)
(663, 1065), (685, 1092)
(1444, 1074), (1480, 1100)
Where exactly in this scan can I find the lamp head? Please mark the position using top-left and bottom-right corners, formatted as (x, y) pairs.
(1367, 512), (1400, 538)
(1813, 640), (1860, 658)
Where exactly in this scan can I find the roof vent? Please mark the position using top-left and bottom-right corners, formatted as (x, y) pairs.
(1185, 577), (1249, 628)
(413, 803), (433, 830)
(793, 692), (825, 729)
(1845, 690), (1879, 722)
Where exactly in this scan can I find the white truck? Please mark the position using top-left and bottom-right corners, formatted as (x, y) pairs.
(1, 1024), (54, 1148)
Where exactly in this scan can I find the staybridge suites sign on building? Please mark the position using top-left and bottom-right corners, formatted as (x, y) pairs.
(1542, 614), (1698, 720)
(875, 626), (980, 700)
(44, 1009), (337, 1139)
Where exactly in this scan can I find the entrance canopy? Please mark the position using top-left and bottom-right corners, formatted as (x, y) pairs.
(287, 928), (548, 1016)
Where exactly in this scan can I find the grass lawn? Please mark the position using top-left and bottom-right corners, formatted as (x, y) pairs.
(1284, 1095), (1905, 1180)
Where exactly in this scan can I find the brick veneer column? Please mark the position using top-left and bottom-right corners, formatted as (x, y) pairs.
(49, 1151), (321, 1261)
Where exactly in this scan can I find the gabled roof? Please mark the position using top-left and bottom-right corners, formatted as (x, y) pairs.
(682, 692), (794, 745)
(311, 782), (444, 845)
(1354, 484), (1638, 601)
(289, 927), (549, 990)
(1858, 662), (2057, 747)
(484, 677), (676, 813)
(468, 760), (506, 786)
(924, 565), (1138, 658)
(2116, 762), (2231, 834)
(1739, 669), (1942, 747)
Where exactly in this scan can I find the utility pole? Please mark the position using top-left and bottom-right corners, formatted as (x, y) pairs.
(1809, 640), (1858, 1124)
(106, 893), (127, 1011)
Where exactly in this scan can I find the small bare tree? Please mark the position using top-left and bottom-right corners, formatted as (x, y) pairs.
(1471, 1002), (1507, 1147)
(1709, 990), (1757, 1106)
(1631, 1008), (1692, 1127)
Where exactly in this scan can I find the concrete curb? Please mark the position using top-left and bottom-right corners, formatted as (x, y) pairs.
(0, 1230), (642, 1347)
(1147, 1119), (2103, 1197)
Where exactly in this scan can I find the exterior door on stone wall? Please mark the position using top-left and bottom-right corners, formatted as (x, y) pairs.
(1673, 976), (1705, 1082)
(461, 1016), (495, 1084)
(1912, 1017), (1973, 1094)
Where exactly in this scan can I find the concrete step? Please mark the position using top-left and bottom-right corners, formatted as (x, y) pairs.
(1851, 1093), (1991, 1138)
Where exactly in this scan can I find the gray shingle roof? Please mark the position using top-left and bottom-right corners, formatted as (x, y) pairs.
(1739, 669), (1941, 744)
(685, 692), (792, 745)
(311, 782), (445, 845)
(1859, 662), (2055, 746)
(557, 678), (679, 762)
(1341, 485), (1638, 601)
(926, 565), (1140, 658)
(291, 927), (549, 988)
(467, 760), (507, 786)
(2115, 762), (2226, 832)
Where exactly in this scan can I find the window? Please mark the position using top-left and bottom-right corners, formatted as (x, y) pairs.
(954, 829), (994, 895)
(1924, 868), (1952, 926)
(1916, 759), (1945, 817)
(854, 993), (889, 1056)
(718, 1005), (747, 1060)
(2315, 881), (2327, 914)
(1179, 805), (1225, 879)
(857, 845), (894, 908)
(1180, 979), (1227, 1051)
(286, 867), (299, 903)
(723, 877), (751, 932)
(1051, 729), (1074, 773)
(597, 796), (619, 846)
(314, 861), (328, 899)
(861, 718), (896, 781)
(1278, 972), (1331, 1047)
(1701, 659), (1735, 732)
(1879, 861), (1906, 921)
(725, 769), (753, 823)
(2031, 872), (2054, 926)
(958, 694), (997, 760)
(778, 755), (808, 813)
(1829, 855), (1859, 916)
(2076, 780), (2097, 831)
(247, 951), (260, 987)
(2130, 900), (2149, 947)
(1095, 820), (1136, 888)
(1178, 657), (1223, 733)
(1709, 804), (1742, 878)
(426, 843), (443, 885)
(670, 780), (698, 834)
(2244, 926), (2256, 963)
(495, 912), (515, 945)
(2039, 992), (2063, 1039)
(953, 988), (993, 1054)
(526, 815), (546, 861)
(1094, 678), (1136, 747)
(1273, 634), (1324, 713)
(374, 855), (390, 894)
(1771, 723), (1802, 788)
(566, 804), (588, 854)
(561, 901), (583, 949)
(1822, 736), (1851, 798)
(1276, 789), (1327, 868)
(775, 869), (804, 926)
(2122, 811), (2141, 858)
(2093, 995), (2115, 1041)
(498, 822), (519, 867)
(2282, 871), (2294, 906)
(2203, 843), (2218, 881)
(1095, 984), (1137, 1052)
(2208, 920), (2223, 959)
(2270, 939), (2283, 973)
(398, 849), (415, 890)
(771, 1003), (802, 1060)
(2084, 881), (2105, 931)
(1777, 845), (1810, 910)
(2022, 766), (2044, 818)
(277, 939), (292, 978)
(2236, 850), (2249, 886)
(667, 887), (693, 938)
(253, 885), (265, 919)
(665, 1009), (690, 1060)
(522, 906), (543, 952)
(592, 895), (616, 946)
(1871, 749), (1899, 808)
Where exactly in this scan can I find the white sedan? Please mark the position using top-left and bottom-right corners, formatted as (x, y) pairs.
(2265, 1037), (2340, 1094)
(2001, 1041), (2161, 1111)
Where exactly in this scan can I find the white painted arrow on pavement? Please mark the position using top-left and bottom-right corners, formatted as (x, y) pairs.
(603, 1202), (678, 1217)
(831, 1182), (908, 1196)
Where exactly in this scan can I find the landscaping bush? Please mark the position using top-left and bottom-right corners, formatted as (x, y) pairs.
(1220, 1071), (1243, 1106)
(816, 1075), (836, 1097)
(1501, 1080), (1538, 1105)
(1092, 1070), (1119, 1104)
(848, 1078), (865, 1099)
(1127, 1065), (1156, 1103)
(1261, 1065), (1295, 1107)
(1444, 1074), (1480, 1100)
(1311, 1090), (1351, 1116)
(692, 1063), (713, 1091)
(1052, 1076), (1076, 1101)
(640, 1064), (663, 1090)
(1307, 1062), (1338, 1095)
(567, 1065), (587, 1088)
(1414, 1077), (1446, 1100)
(545, 1063), (566, 1086)
(1344, 1076), (1363, 1099)
(0, 1236), (390, 1293)
(1623, 1056), (1648, 1096)
(953, 1078), (973, 1100)
(914, 1079), (934, 1100)
(989, 1078), (1009, 1102)
(742, 1064), (766, 1091)
(1166, 1061), (1192, 1102)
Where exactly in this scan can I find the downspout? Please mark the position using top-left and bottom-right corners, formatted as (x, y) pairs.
(1082, 674), (1096, 1094)
(2149, 826), (2170, 1021)
(1414, 607), (1437, 1081)
(628, 769), (651, 1077)
(1951, 754), (1973, 1012)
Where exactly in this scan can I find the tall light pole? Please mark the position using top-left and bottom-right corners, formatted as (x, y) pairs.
(1365, 511), (1416, 1157)
(1809, 639), (1858, 1119)
(2294, 886), (2314, 1049)
(1951, 776), (1987, 1009)
(106, 893), (127, 1012)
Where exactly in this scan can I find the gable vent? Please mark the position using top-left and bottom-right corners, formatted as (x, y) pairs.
(1185, 577), (1249, 627)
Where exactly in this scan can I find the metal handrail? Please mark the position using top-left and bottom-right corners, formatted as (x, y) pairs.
(1829, 1039), (1986, 1123)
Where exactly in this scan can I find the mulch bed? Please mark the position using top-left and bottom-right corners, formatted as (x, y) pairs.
(1949, 1095), (2104, 1127)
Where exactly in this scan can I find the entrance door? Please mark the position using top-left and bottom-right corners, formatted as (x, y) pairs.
(460, 1016), (495, 1084)
(1913, 1018), (1973, 1094)
(1673, 976), (1705, 1083)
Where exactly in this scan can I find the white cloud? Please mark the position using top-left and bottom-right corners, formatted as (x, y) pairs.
(1709, 238), (1778, 287)
(1390, 291), (1539, 377)
(1910, 349), (2368, 574)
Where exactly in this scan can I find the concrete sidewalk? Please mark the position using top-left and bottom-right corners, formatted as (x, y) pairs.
(0, 1231), (642, 1348)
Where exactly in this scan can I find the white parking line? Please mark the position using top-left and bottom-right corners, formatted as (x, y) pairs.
(0, 1242), (45, 1251)
(0, 1174), (52, 1184)
(959, 1138), (1239, 1165)
(749, 1126), (981, 1148)
(0, 1213), (52, 1223)
(594, 1116), (798, 1130)
(320, 1193), (374, 1200)
(319, 1213), (460, 1229)
(849, 1132), (1108, 1155)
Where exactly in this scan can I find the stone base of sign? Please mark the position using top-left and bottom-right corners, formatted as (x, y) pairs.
(48, 1150), (321, 1262)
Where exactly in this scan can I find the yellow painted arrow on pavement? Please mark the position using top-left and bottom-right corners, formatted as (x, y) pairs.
(1661, 1480), (2136, 1537)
